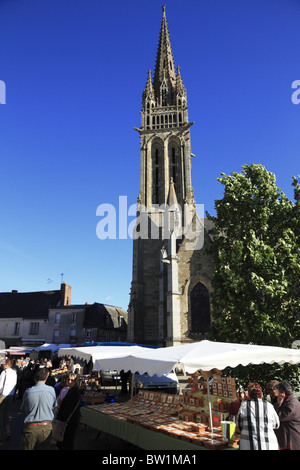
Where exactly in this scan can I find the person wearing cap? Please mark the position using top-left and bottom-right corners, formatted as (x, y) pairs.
(20, 367), (56, 450)
(237, 382), (280, 450)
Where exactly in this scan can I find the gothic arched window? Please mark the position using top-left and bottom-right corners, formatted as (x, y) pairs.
(152, 140), (163, 205)
(190, 283), (211, 334)
(171, 147), (176, 183)
(168, 138), (182, 205)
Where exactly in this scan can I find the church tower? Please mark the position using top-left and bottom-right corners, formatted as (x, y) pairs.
(127, 6), (213, 346)
(138, 5), (194, 211)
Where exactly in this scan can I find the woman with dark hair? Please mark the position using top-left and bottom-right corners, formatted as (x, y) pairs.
(274, 381), (300, 450)
(55, 373), (81, 450)
(237, 382), (280, 450)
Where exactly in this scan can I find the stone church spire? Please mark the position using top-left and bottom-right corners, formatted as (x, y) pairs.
(153, 5), (176, 103)
(128, 6), (212, 349)
(141, 5), (188, 132)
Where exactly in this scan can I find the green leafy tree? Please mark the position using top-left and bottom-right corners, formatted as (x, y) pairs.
(207, 164), (300, 346)
(207, 164), (300, 388)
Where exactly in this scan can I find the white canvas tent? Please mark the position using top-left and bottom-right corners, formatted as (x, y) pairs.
(0, 346), (34, 356)
(80, 340), (300, 376)
(57, 345), (152, 365)
(59, 340), (300, 432)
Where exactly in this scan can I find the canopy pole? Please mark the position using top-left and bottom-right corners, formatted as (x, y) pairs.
(207, 378), (213, 433)
(130, 373), (135, 404)
(115, 373), (118, 399)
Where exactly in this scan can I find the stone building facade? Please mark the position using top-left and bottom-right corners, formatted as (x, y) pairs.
(0, 283), (72, 348)
(127, 6), (214, 347)
(48, 303), (127, 345)
(0, 283), (127, 347)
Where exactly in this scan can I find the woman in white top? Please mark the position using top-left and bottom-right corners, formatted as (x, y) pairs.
(0, 358), (17, 441)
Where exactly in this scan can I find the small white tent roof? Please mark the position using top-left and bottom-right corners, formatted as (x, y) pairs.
(57, 345), (149, 364)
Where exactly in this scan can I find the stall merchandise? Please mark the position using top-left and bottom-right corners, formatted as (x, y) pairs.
(83, 386), (239, 450)
(78, 375), (107, 405)
(51, 367), (70, 380)
(179, 376), (236, 429)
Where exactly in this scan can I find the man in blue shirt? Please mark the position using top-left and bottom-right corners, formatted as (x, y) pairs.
(20, 367), (56, 450)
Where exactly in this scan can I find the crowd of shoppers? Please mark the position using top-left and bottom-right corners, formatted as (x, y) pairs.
(0, 354), (81, 450)
(237, 380), (300, 450)
(1, 353), (300, 451)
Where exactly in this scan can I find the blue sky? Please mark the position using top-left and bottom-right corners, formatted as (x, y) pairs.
(0, 0), (299, 310)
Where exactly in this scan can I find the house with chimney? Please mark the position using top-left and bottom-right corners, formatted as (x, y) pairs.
(0, 283), (127, 347)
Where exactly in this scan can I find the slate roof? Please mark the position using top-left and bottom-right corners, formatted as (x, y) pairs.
(84, 302), (127, 330)
(0, 291), (62, 319)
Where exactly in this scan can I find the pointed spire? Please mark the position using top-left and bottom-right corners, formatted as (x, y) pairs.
(167, 177), (178, 207)
(140, 5), (189, 127)
(176, 66), (185, 92)
(167, 177), (181, 233)
(153, 5), (176, 93)
(145, 69), (154, 95)
(142, 69), (155, 112)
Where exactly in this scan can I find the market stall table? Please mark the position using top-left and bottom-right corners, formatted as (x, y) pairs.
(61, 340), (300, 450)
(81, 406), (206, 450)
(80, 391), (236, 451)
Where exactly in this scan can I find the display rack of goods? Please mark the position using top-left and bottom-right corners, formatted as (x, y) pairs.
(212, 375), (237, 399)
(195, 413), (210, 425)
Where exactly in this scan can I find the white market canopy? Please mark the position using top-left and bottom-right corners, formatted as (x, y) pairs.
(61, 340), (300, 377)
(0, 346), (35, 356)
(58, 345), (151, 365)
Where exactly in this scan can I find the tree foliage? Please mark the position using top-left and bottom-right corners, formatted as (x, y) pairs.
(206, 164), (300, 387)
(207, 164), (300, 347)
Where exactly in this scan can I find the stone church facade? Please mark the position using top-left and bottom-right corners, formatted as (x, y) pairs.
(127, 6), (214, 347)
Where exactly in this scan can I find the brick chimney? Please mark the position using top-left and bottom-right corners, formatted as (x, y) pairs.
(60, 283), (71, 306)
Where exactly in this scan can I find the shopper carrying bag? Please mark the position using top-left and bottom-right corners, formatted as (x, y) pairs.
(54, 373), (81, 449)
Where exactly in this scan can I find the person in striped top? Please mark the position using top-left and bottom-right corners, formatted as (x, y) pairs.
(237, 382), (280, 450)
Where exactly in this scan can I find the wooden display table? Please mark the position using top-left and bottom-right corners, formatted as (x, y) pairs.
(80, 392), (237, 451)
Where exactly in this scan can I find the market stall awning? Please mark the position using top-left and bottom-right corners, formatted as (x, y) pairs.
(36, 343), (71, 352)
(0, 347), (35, 356)
(57, 345), (151, 365)
(86, 340), (300, 376)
